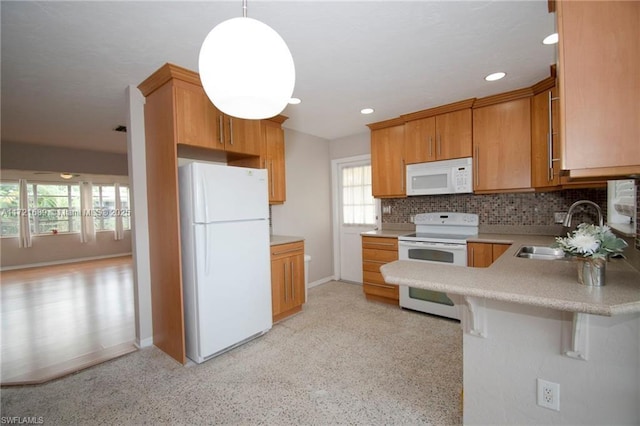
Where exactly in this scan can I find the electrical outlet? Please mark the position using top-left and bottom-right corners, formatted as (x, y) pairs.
(537, 378), (560, 411)
(554, 212), (567, 224)
(382, 206), (391, 215)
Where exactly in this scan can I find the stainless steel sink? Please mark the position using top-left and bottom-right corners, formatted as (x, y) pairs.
(515, 245), (571, 260)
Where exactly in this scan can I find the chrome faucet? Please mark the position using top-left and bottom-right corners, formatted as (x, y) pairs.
(563, 200), (604, 228)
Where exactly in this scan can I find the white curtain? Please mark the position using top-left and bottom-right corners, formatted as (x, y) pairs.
(18, 179), (32, 248)
(114, 183), (124, 241)
(79, 182), (95, 243)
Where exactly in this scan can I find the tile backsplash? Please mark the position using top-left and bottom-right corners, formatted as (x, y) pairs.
(383, 184), (640, 251)
(382, 188), (608, 227)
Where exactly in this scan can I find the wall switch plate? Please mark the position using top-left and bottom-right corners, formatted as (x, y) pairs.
(554, 212), (567, 224)
(537, 378), (560, 411)
(382, 206), (391, 215)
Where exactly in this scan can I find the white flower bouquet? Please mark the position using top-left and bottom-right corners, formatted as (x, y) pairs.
(554, 223), (628, 260)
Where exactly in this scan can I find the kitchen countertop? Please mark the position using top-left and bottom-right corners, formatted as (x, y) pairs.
(270, 235), (304, 246)
(380, 233), (640, 316)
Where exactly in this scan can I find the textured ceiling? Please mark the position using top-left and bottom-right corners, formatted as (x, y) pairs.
(1, 1), (556, 154)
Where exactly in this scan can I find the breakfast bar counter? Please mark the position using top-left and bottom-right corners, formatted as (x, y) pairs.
(381, 234), (640, 316)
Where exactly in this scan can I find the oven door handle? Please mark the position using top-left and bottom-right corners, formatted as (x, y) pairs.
(399, 241), (466, 251)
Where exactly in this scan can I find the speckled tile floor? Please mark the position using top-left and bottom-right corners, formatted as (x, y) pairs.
(1, 281), (462, 425)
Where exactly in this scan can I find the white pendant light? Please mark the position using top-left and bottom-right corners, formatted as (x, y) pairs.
(199, 1), (295, 120)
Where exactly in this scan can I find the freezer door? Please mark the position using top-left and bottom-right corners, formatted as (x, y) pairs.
(189, 163), (269, 223)
(190, 219), (272, 360)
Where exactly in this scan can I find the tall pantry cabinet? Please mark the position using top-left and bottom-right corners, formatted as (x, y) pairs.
(138, 63), (287, 364)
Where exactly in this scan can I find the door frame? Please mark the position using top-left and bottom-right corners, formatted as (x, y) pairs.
(330, 154), (381, 281)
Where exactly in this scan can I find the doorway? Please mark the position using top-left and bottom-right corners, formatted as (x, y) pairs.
(331, 155), (380, 283)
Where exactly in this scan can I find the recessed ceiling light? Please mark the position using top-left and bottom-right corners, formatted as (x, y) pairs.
(543, 33), (559, 45)
(288, 97), (301, 105)
(60, 173), (74, 180)
(360, 108), (374, 115)
(485, 72), (506, 82)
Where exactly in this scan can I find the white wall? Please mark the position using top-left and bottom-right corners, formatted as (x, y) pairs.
(329, 131), (370, 160)
(0, 231), (132, 269)
(271, 129), (333, 284)
(463, 300), (640, 425)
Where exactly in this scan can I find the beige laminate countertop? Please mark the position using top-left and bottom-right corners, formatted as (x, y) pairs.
(381, 233), (640, 316)
(361, 229), (412, 238)
(270, 235), (304, 246)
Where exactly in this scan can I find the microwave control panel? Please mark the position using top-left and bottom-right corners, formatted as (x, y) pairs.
(453, 165), (472, 192)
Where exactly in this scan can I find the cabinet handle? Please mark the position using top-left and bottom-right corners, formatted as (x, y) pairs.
(290, 261), (295, 301)
(429, 136), (433, 157)
(272, 247), (301, 256)
(283, 262), (288, 302)
(474, 146), (479, 188)
(365, 242), (395, 247)
(365, 282), (395, 290)
(218, 115), (224, 145)
(363, 259), (388, 265)
(269, 160), (275, 197)
(229, 118), (234, 145)
(437, 134), (442, 157)
(547, 91), (553, 182)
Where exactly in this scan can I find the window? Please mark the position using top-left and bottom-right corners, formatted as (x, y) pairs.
(0, 182), (20, 236)
(93, 185), (131, 231)
(0, 181), (130, 237)
(341, 165), (375, 225)
(31, 184), (81, 234)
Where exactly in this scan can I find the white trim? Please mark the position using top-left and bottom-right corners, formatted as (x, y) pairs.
(308, 275), (334, 289)
(135, 337), (154, 349)
(330, 154), (378, 281)
(0, 252), (132, 271)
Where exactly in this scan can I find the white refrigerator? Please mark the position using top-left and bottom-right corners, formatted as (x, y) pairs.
(178, 162), (272, 364)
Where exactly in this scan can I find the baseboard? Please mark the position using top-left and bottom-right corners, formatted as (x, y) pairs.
(135, 336), (154, 349)
(0, 252), (133, 271)
(308, 276), (334, 288)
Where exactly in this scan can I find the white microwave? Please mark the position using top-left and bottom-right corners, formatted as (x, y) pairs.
(406, 157), (473, 196)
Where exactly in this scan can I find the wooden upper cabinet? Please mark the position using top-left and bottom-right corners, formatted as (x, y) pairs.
(473, 95), (532, 193)
(263, 119), (287, 204)
(138, 63), (262, 158)
(222, 116), (262, 156)
(403, 101), (473, 164)
(174, 81), (218, 149)
(531, 84), (561, 188)
(557, 0), (640, 178)
(370, 121), (405, 198)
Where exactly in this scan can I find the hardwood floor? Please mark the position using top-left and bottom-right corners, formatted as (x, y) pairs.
(1, 256), (136, 385)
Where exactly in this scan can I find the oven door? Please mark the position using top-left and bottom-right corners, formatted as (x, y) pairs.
(398, 240), (465, 320)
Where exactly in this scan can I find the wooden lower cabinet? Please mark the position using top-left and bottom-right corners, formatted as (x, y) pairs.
(467, 242), (511, 268)
(362, 236), (399, 305)
(271, 241), (305, 322)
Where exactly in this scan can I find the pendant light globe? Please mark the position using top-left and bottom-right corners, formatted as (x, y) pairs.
(199, 17), (295, 120)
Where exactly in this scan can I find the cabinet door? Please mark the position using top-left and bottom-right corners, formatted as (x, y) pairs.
(225, 117), (262, 156)
(473, 98), (532, 192)
(436, 109), (472, 160)
(557, 0), (640, 177)
(371, 125), (405, 198)
(264, 122), (286, 204)
(290, 252), (306, 307)
(531, 88), (560, 188)
(270, 257), (287, 317)
(492, 244), (511, 261)
(174, 82), (218, 149)
(404, 116), (436, 164)
(467, 242), (493, 268)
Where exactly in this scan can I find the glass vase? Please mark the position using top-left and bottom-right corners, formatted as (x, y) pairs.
(577, 257), (606, 287)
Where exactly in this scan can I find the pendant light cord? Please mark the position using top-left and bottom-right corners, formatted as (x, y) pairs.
(242, 0), (247, 18)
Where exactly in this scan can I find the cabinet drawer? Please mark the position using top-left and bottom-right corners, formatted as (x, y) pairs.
(363, 282), (399, 300)
(362, 248), (398, 263)
(363, 270), (391, 286)
(362, 260), (385, 273)
(271, 241), (304, 260)
(362, 236), (398, 251)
